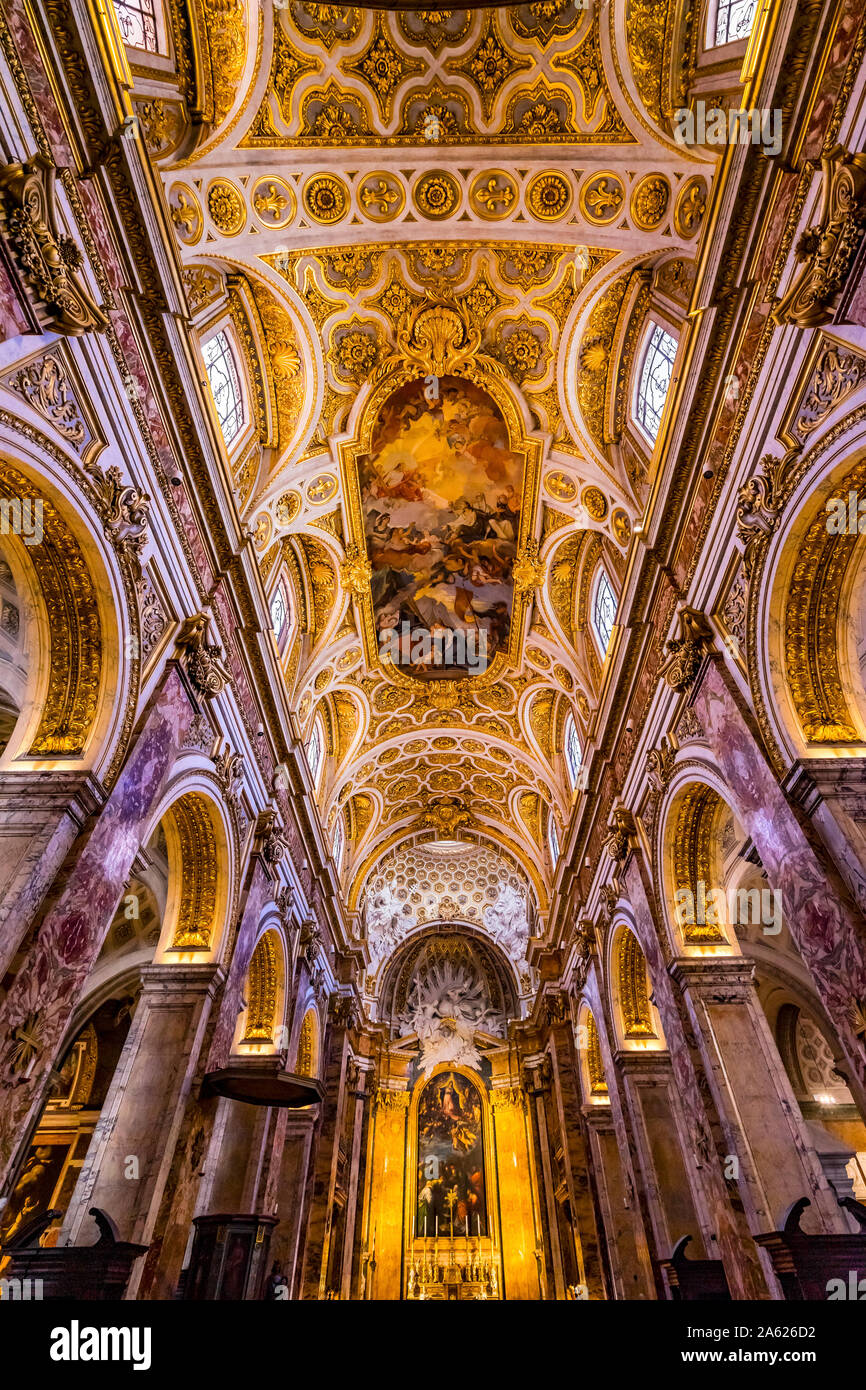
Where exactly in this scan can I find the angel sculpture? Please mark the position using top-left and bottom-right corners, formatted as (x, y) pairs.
(400, 958), (501, 1076)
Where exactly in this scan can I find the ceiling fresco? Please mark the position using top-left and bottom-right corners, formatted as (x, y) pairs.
(134, 0), (715, 948)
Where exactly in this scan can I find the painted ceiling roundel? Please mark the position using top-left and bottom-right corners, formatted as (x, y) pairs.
(143, 0), (715, 907)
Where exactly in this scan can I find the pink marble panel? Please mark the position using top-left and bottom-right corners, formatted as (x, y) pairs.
(0, 666), (194, 1183)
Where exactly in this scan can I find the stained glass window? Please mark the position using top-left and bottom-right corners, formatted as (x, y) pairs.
(634, 322), (677, 443)
(548, 813), (560, 866)
(713, 0), (757, 46)
(333, 816), (344, 872)
(565, 715), (583, 789)
(306, 720), (322, 788)
(113, 0), (159, 53)
(270, 583), (289, 641)
(592, 569), (617, 656)
(203, 331), (244, 445)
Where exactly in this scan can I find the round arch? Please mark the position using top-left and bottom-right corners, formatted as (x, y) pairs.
(146, 782), (235, 963)
(606, 917), (665, 1050)
(0, 450), (128, 776)
(234, 924), (289, 1055)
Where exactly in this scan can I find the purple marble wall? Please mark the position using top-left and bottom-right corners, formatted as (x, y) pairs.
(694, 660), (866, 1106)
(205, 857), (272, 1073)
(0, 664), (194, 1186)
(622, 861), (770, 1298)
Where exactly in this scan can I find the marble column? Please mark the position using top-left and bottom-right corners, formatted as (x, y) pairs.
(271, 1110), (317, 1296)
(340, 1057), (371, 1300)
(583, 1106), (653, 1299)
(299, 1009), (352, 1299)
(616, 1052), (712, 1263)
(523, 1054), (566, 1300)
(61, 963), (223, 1248)
(362, 1087), (409, 1300)
(0, 771), (103, 982)
(0, 662), (196, 1189)
(490, 1087), (541, 1299)
(581, 970), (659, 1298)
(672, 957), (846, 1241)
(623, 855), (771, 1298)
(547, 1019), (607, 1298)
(133, 831), (278, 1300)
(694, 657), (866, 1108)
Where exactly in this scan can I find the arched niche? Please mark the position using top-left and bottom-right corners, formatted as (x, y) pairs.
(660, 776), (746, 954)
(575, 1002), (609, 1104)
(149, 787), (233, 962)
(0, 989), (138, 1247)
(608, 920), (665, 1050)
(295, 1007), (320, 1079)
(761, 442), (866, 758)
(0, 459), (125, 773)
(232, 925), (288, 1055)
(377, 927), (520, 1039)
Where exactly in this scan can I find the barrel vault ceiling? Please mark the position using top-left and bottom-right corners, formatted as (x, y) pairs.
(134, 0), (714, 917)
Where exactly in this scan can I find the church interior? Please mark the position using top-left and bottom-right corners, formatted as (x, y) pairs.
(1, 0), (866, 1309)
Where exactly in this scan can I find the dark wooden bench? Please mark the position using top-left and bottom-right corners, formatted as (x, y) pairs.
(658, 1235), (732, 1301)
(0, 1206), (147, 1299)
(755, 1195), (866, 1300)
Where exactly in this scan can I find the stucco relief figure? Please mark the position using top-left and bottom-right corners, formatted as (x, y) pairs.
(364, 883), (415, 967)
(400, 957), (501, 1076)
(482, 882), (530, 961)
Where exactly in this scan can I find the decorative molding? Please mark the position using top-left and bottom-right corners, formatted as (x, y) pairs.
(0, 154), (107, 336)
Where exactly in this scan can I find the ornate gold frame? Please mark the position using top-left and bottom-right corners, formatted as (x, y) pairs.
(336, 301), (543, 693)
(402, 1061), (502, 1299)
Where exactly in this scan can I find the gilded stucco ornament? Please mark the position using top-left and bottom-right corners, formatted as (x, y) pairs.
(773, 147), (866, 329)
(674, 177), (708, 240)
(341, 544), (373, 598)
(450, 13), (532, 119)
(303, 174), (349, 224)
(580, 173), (624, 224)
(168, 185), (203, 245)
(413, 169), (461, 219)
(604, 806), (636, 863)
(252, 177), (295, 228)
(341, 16), (424, 122)
(526, 171), (573, 220)
(358, 173), (405, 221)
(611, 508), (631, 544)
(658, 607), (715, 693)
(176, 614), (231, 698)
(581, 486), (607, 520)
(735, 465), (781, 578)
(206, 180), (246, 235)
(631, 173), (670, 230)
(470, 171), (517, 219)
(513, 540), (544, 594)
(0, 155), (107, 336)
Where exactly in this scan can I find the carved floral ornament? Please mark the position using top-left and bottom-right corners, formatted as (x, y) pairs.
(774, 146), (866, 330)
(0, 155), (107, 336)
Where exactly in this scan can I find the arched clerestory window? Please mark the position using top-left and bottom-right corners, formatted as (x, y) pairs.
(564, 713), (583, 789)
